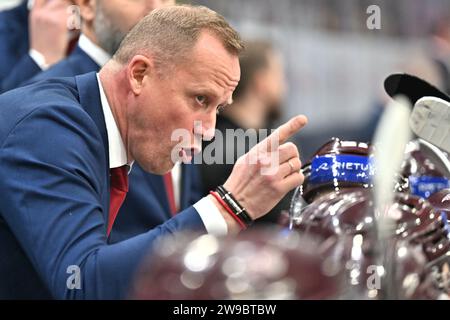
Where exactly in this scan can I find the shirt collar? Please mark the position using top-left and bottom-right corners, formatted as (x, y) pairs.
(96, 74), (128, 169)
(79, 34), (111, 67)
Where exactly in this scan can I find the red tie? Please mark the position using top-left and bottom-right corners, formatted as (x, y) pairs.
(107, 166), (129, 236)
(66, 33), (80, 56)
(163, 171), (177, 216)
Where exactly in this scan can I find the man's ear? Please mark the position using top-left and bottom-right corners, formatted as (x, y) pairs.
(74, 0), (95, 23)
(127, 55), (153, 95)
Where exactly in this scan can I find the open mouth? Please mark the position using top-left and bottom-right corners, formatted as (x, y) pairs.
(179, 147), (201, 163)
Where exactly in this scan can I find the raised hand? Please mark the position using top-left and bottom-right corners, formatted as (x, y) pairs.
(219, 115), (308, 230)
(29, 0), (74, 66)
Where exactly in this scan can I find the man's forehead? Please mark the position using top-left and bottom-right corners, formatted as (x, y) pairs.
(182, 50), (240, 93)
(190, 56), (240, 80)
(190, 32), (241, 76)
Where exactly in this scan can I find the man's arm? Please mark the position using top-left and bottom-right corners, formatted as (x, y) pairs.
(0, 0), (72, 93)
(0, 99), (307, 298)
(0, 54), (42, 92)
(0, 105), (207, 299)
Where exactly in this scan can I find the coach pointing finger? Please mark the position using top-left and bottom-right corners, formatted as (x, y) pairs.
(0, 5), (307, 299)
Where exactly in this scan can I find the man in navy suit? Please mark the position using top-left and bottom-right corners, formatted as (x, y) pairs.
(0, 0), (74, 92)
(0, 5), (306, 299)
(29, 0), (175, 81)
(26, 0), (203, 243)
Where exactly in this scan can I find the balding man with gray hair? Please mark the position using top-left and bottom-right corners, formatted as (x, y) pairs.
(22, 0), (206, 251)
(0, 5), (307, 299)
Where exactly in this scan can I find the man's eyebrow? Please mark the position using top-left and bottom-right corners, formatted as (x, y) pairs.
(190, 86), (219, 98)
(191, 86), (232, 105)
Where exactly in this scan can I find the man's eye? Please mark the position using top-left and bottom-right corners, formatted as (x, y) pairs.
(196, 96), (207, 106)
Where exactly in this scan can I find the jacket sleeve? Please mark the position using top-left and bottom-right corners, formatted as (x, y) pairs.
(0, 1), (31, 89)
(0, 104), (206, 299)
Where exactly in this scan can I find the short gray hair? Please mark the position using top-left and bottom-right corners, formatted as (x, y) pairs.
(113, 5), (244, 69)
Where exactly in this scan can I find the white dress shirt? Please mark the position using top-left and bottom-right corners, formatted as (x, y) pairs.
(0, 0), (21, 11)
(96, 75), (228, 236)
(78, 34), (110, 68)
(29, 49), (50, 71)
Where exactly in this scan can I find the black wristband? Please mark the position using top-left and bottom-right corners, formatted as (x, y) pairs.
(216, 185), (253, 227)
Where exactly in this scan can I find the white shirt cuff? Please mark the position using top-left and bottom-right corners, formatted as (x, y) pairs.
(29, 49), (49, 71)
(193, 196), (228, 236)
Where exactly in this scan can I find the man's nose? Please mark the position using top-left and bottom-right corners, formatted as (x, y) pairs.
(194, 112), (216, 141)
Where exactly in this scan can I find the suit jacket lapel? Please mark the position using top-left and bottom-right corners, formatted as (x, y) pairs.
(180, 164), (191, 210)
(75, 72), (108, 158)
(146, 173), (172, 218)
(75, 72), (110, 215)
(69, 45), (101, 75)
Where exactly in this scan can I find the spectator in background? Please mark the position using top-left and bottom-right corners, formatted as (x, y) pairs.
(346, 53), (448, 148)
(28, 0), (174, 82)
(0, 6), (306, 298)
(0, 0), (75, 92)
(429, 16), (450, 94)
(295, 48), (449, 160)
(356, 18), (450, 145)
(200, 40), (291, 225)
(21, 0), (204, 244)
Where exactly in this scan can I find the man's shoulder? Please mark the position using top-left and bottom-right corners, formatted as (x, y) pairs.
(0, 76), (80, 113)
(31, 60), (76, 82)
(0, 78), (96, 144)
(31, 49), (99, 83)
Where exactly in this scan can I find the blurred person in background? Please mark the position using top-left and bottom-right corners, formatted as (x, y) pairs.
(296, 52), (448, 158)
(357, 53), (447, 144)
(0, 6), (306, 298)
(429, 15), (450, 94)
(355, 17), (450, 144)
(21, 0), (204, 244)
(0, 0), (75, 92)
(28, 0), (174, 82)
(200, 40), (291, 225)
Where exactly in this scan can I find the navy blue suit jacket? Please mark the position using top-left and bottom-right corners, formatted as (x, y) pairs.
(0, 1), (42, 93)
(27, 45), (99, 84)
(0, 72), (205, 299)
(26, 45), (204, 244)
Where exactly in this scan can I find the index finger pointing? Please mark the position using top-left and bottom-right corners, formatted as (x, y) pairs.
(276, 115), (308, 144)
(258, 115), (308, 152)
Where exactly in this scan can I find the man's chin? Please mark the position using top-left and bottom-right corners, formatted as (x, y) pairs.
(179, 148), (196, 164)
(136, 159), (174, 175)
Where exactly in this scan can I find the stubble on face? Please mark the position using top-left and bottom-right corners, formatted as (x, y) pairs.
(128, 31), (241, 174)
(94, 0), (175, 56)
